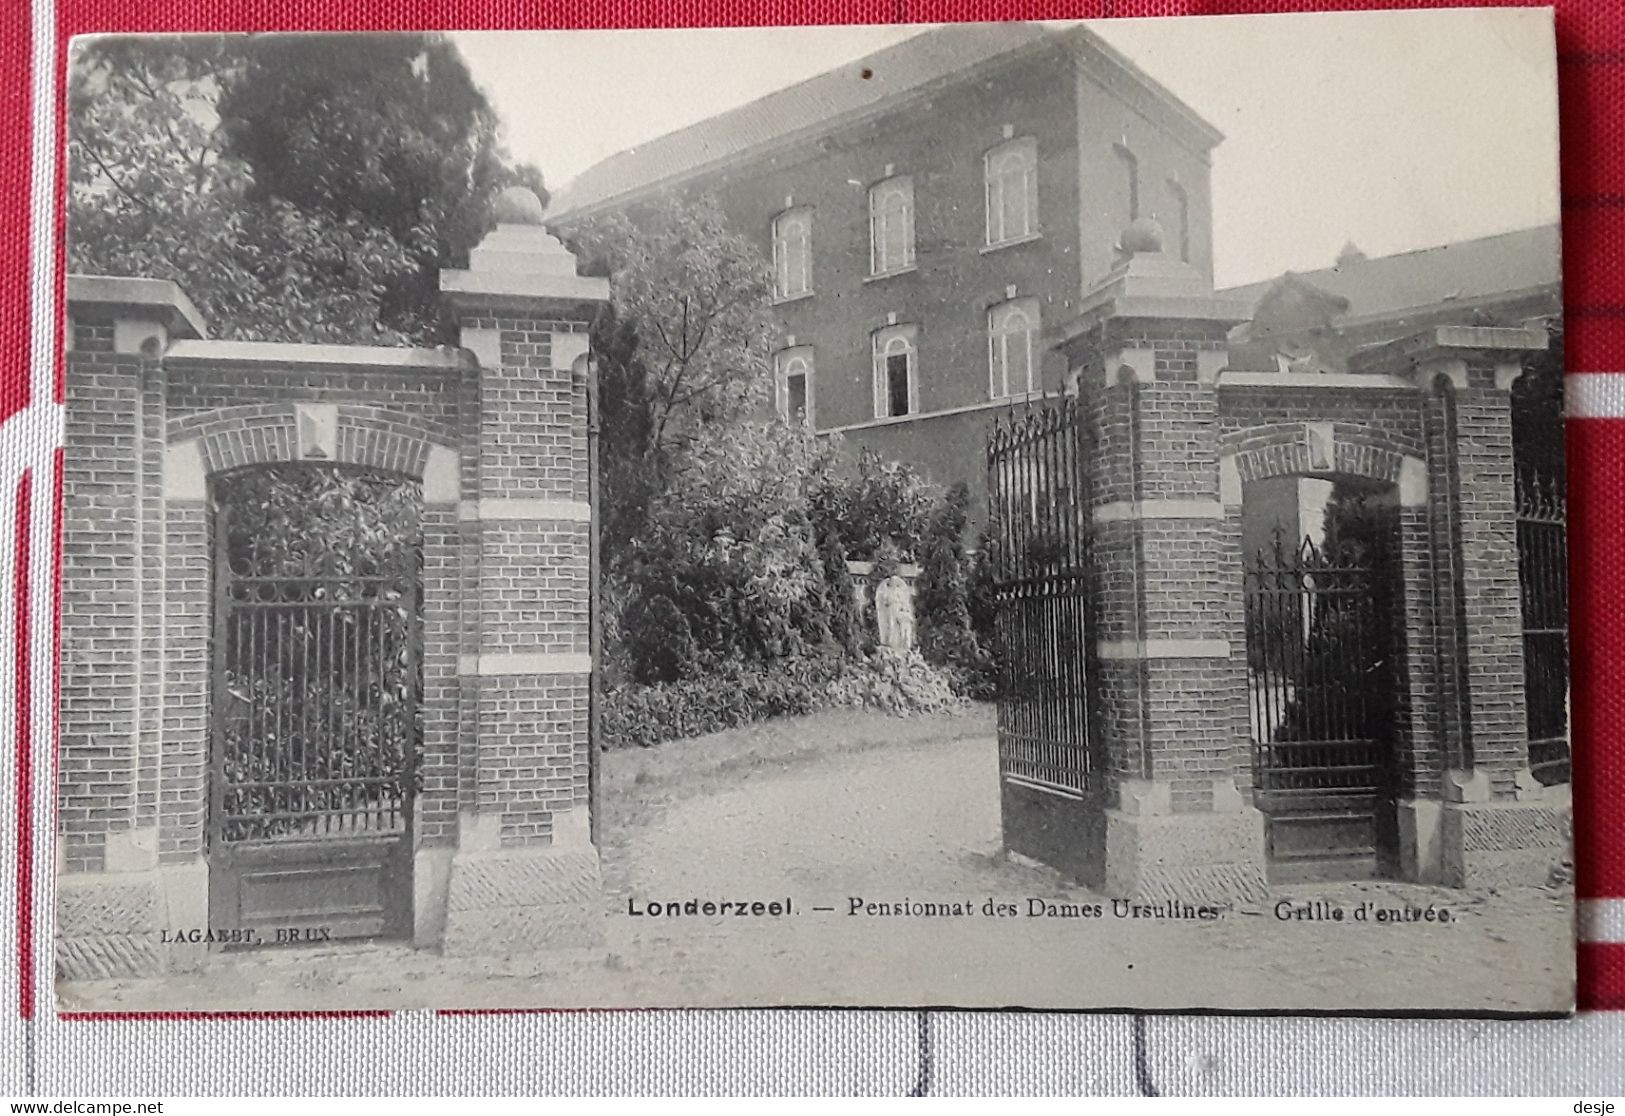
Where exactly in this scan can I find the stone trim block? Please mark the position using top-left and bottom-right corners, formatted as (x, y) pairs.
(1103, 807), (1268, 903)
(441, 846), (605, 956)
(1096, 638), (1231, 660)
(1091, 499), (1225, 523)
(1441, 797), (1571, 889)
(1217, 371), (1416, 391)
(458, 498), (591, 522)
(56, 859), (207, 981)
(163, 338), (470, 372)
(457, 651), (593, 676)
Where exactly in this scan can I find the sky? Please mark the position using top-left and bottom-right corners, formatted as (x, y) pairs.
(452, 9), (1559, 288)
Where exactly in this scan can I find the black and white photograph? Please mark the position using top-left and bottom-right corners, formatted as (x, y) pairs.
(53, 7), (1572, 1014)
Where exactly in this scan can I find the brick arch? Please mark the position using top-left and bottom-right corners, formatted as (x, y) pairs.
(1222, 421), (1419, 490)
(166, 403), (453, 480)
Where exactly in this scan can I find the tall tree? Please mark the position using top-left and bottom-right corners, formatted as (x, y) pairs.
(219, 34), (546, 342)
(68, 33), (543, 345)
(567, 196), (779, 564)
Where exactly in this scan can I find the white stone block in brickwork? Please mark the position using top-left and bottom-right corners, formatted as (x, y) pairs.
(550, 330), (591, 373)
(162, 438), (205, 500)
(423, 444), (460, 503)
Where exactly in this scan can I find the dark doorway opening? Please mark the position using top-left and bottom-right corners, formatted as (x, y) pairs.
(1242, 476), (1401, 882)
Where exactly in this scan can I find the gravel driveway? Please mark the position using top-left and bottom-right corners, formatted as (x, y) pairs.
(60, 709), (1572, 1013)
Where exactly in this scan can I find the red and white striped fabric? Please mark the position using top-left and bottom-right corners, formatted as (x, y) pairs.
(0, 0), (1620, 1095)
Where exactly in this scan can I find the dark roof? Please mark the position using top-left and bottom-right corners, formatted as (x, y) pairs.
(1221, 223), (1560, 327)
(550, 22), (1219, 218)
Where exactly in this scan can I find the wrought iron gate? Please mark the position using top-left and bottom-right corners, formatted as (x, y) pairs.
(1244, 520), (1397, 878)
(1517, 466), (1569, 786)
(209, 467), (420, 943)
(986, 399), (1098, 808)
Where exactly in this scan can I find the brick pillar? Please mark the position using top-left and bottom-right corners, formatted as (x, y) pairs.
(1058, 223), (1265, 902)
(1354, 326), (1569, 888)
(437, 187), (611, 954)
(57, 277), (207, 978)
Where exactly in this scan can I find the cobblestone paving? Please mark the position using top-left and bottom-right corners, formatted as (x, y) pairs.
(60, 711), (1572, 1013)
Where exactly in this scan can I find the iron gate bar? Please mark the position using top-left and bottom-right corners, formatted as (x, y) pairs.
(1517, 465), (1570, 785)
(987, 397), (1095, 797)
(213, 511), (418, 844)
(1243, 520), (1397, 871)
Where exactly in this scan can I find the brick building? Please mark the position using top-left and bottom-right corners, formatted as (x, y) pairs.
(552, 24), (1569, 893)
(56, 189), (613, 979)
(549, 21), (1220, 505)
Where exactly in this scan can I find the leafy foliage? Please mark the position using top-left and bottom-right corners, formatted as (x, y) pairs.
(600, 651), (965, 749)
(572, 197), (777, 457)
(622, 592), (698, 685)
(818, 532), (864, 659)
(824, 651), (967, 718)
(818, 448), (937, 563)
(566, 198), (991, 720)
(570, 197), (781, 572)
(915, 483), (997, 698)
(601, 656), (847, 749)
(68, 34), (542, 345)
(219, 465), (421, 578)
(621, 420), (840, 674)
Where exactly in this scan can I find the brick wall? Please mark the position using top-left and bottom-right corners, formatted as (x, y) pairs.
(60, 349), (142, 872)
(477, 522), (589, 654)
(1079, 320), (1244, 814)
(60, 339), (490, 872)
(1219, 388), (1425, 455)
(158, 499), (208, 864)
(1217, 384), (1439, 806)
(420, 506), (461, 846)
(469, 317), (589, 501)
(167, 366), (459, 443)
(462, 312), (595, 848)
(475, 675), (590, 846)
(1454, 364), (1529, 797)
(563, 45), (1214, 505)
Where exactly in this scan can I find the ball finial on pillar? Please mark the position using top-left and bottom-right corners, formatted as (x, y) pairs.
(492, 185), (546, 226)
(1118, 216), (1166, 256)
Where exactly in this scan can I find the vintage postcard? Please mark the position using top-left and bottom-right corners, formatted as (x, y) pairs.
(54, 8), (1571, 1014)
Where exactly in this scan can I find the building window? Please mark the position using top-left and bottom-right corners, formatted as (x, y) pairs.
(1114, 143), (1140, 221)
(868, 176), (915, 276)
(1167, 179), (1191, 263)
(872, 324), (918, 419)
(988, 297), (1039, 398)
(775, 346), (814, 426)
(772, 207), (812, 299)
(985, 137), (1038, 245)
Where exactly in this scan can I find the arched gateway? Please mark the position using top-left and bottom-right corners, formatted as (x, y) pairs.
(990, 224), (1570, 901)
(57, 189), (612, 978)
(209, 463), (423, 940)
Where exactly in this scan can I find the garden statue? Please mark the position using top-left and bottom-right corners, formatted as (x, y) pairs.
(874, 574), (916, 651)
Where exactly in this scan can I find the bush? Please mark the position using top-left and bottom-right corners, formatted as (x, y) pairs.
(914, 482), (999, 699)
(626, 420), (836, 668)
(966, 535), (1000, 654)
(598, 650), (967, 748)
(600, 656), (846, 748)
(623, 592), (698, 684)
(815, 448), (936, 563)
(819, 532), (863, 658)
(918, 624), (998, 701)
(916, 483), (973, 623)
(825, 650), (967, 716)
